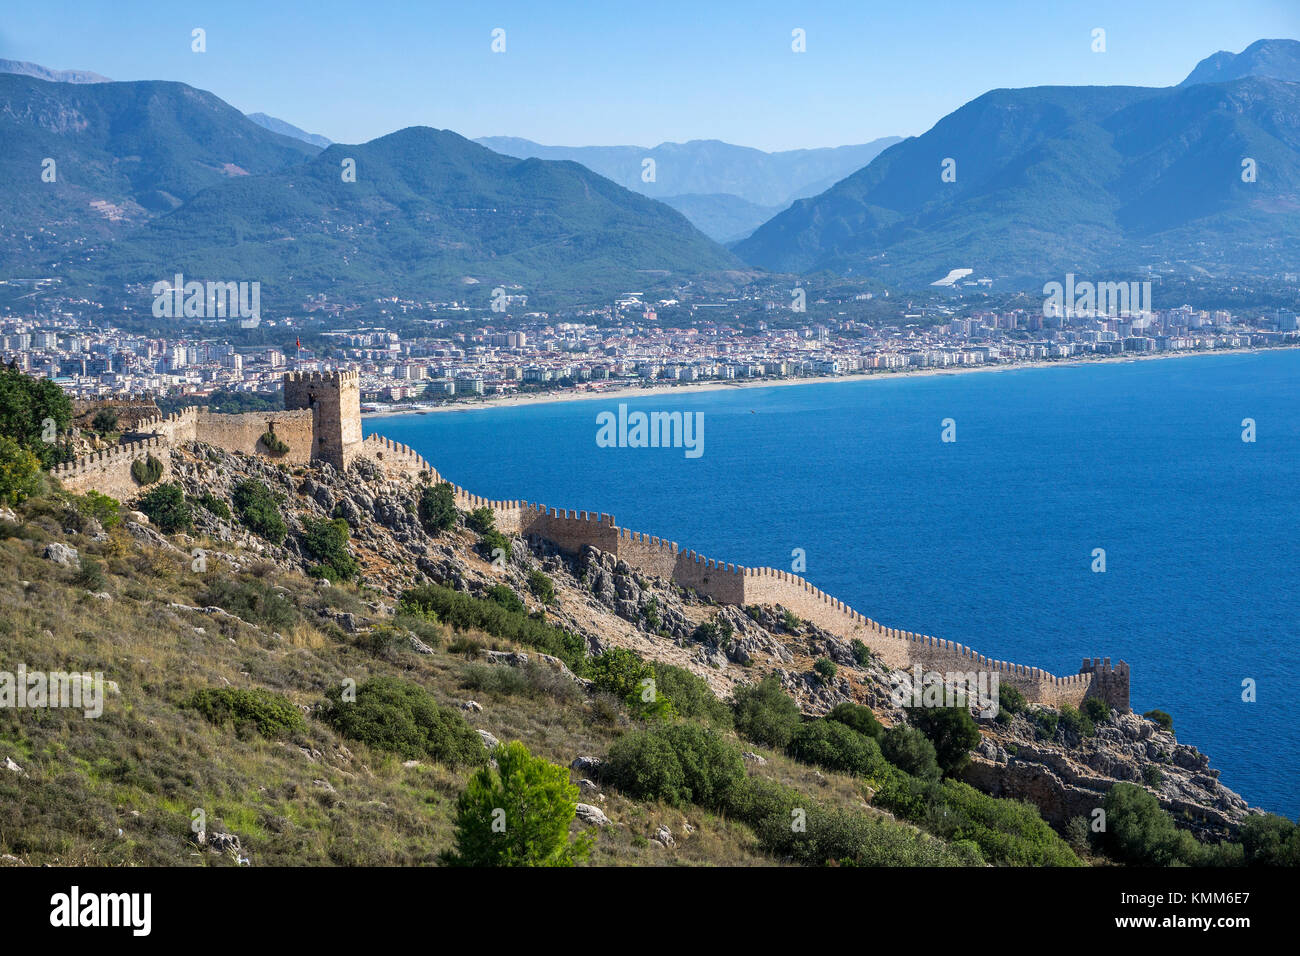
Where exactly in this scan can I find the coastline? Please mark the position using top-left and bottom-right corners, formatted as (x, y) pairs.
(361, 345), (1296, 419)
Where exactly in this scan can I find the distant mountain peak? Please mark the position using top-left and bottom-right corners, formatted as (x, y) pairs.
(1180, 38), (1300, 87)
(245, 112), (332, 149)
(0, 58), (111, 83)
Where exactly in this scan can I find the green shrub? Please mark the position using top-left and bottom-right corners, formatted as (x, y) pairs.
(691, 616), (734, 646)
(812, 657), (837, 683)
(466, 507), (496, 534)
(486, 583), (526, 615)
(1033, 710), (1059, 739)
(72, 557), (107, 592)
(731, 673), (802, 749)
(1081, 697), (1111, 723)
(90, 408), (119, 435)
(1240, 813), (1300, 866)
(198, 577), (298, 630)
(2, 462), (46, 520)
(998, 683), (1028, 716)
(417, 482), (457, 533)
(1058, 704), (1095, 738)
(825, 702), (883, 740)
(1144, 709), (1174, 733)
(232, 479), (286, 544)
(875, 775), (1083, 866)
(319, 676), (486, 767)
(527, 569), (556, 604)
(72, 490), (121, 529)
(398, 583), (587, 673)
(480, 528), (512, 562)
(192, 491), (231, 520)
(258, 430), (289, 455)
(1142, 765), (1165, 788)
(589, 647), (673, 720)
(444, 741), (593, 866)
(654, 664), (731, 727)
(786, 719), (890, 778)
(299, 516), (359, 582)
(781, 609), (801, 632)
(130, 454), (164, 486)
(604, 723), (746, 809)
(0, 366), (72, 467)
(905, 705), (982, 777)
(134, 482), (191, 533)
(752, 801), (979, 867)
(881, 725), (942, 781)
(850, 639), (872, 666)
(1101, 782), (1203, 866)
(184, 687), (305, 739)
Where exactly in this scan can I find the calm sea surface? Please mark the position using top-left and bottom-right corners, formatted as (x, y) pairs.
(366, 351), (1300, 817)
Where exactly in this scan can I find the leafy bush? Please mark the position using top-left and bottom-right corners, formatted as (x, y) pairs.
(812, 657), (837, 683)
(731, 674), (802, 749)
(1101, 782), (1204, 866)
(134, 482), (191, 533)
(691, 615), (734, 647)
(752, 801), (979, 867)
(398, 583), (587, 673)
(184, 687), (305, 739)
(445, 741), (593, 866)
(258, 430), (289, 455)
(1142, 765), (1165, 788)
(1240, 813), (1300, 866)
(466, 506), (496, 534)
(73, 490), (122, 529)
(90, 408), (119, 435)
(603, 723), (746, 809)
(198, 577), (299, 630)
(1033, 710), (1060, 739)
(825, 702), (883, 740)
(130, 454), (164, 486)
(998, 683), (1028, 716)
(875, 775), (1083, 867)
(299, 516), (359, 582)
(1144, 709), (1174, 733)
(485, 583), (526, 615)
(417, 482), (457, 533)
(72, 557), (107, 592)
(0, 365), (72, 467)
(589, 647), (672, 719)
(480, 528), (512, 562)
(0, 436), (44, 506)
(850, 639), (872, 666)
(1058, 704), (1095, 739)
(787, 719), (890, 778)
(232, 479), (286, 544)
(1081, 697), (1111, 723)
(319, 676), (486, 767)
(905, 705), (982, 777)
(780, 609), (801, 633)
(654, 664), (731, 727)
(881, 725), (942, 781)
(192, 491), (231, 520)
(527, 569), (555, 604)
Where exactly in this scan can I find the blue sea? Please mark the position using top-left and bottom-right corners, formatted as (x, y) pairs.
(366, 351), (1300, 818)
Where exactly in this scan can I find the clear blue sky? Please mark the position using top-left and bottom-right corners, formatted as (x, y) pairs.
(3, 0), (1297, 150)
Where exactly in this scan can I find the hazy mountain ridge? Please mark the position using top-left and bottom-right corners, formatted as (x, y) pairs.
(735, 74), (1300, 285)
(83, 126), (744, 306)
(0, 58), (110, 84)
(475, 135), (901, 240)
(246, 112), (333, 149)
(1180, 38), (1300, 86)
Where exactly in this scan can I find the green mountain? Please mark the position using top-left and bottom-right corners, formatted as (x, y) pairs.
(1180, 38), (1300, 86)
(86, 126), (745, 306)
(0, 74), (321, 270)
(476, 136), (900, 241)
(735, 75), (1300, 287)
(246, 112), (333, 149)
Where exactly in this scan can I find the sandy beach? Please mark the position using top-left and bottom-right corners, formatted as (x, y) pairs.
(360, 345), (1296, 419)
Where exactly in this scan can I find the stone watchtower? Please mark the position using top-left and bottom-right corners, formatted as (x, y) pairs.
(283, 370), (363, 469)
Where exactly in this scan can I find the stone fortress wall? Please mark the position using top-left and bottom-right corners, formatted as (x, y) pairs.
(54, 370), (1130, 712)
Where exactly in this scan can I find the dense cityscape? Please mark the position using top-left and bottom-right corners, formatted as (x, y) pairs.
(4, 287), (1298, 410)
